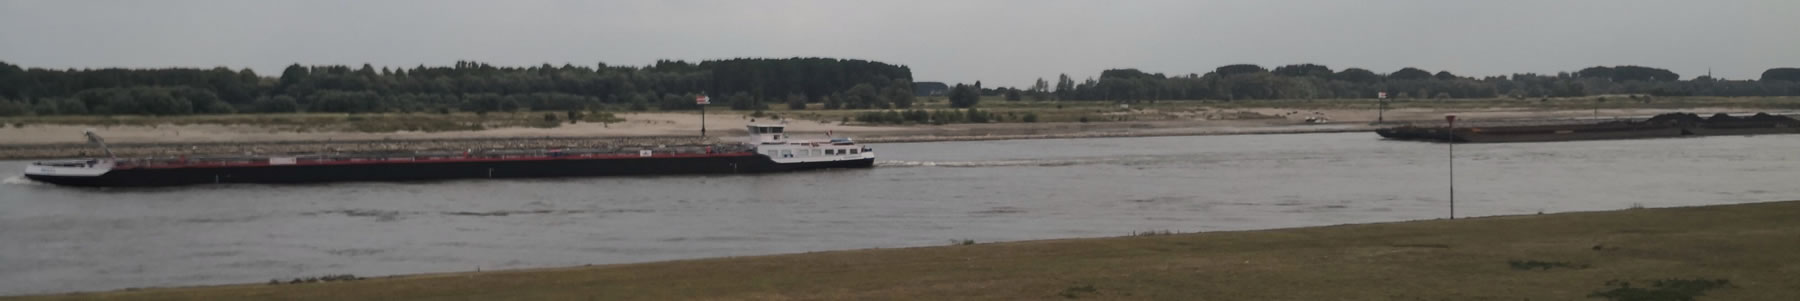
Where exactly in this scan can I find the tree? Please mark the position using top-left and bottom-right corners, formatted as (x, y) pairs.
(1389, 68), (1433, 80)
(846, 83), (881, 109)
(1099, 69), (1161, 80)
(728, 92), (761, 110)
(1577, 66), (1615, 80)
(627, 94), (649, 111)
(965, 108), (989, 123)
(885, 83), (915, 109)
(1272, 64), (1333, 78)
(1434, 71), (1458, 80)
(357, 63), (378, 78)
(51, 98), (88, 115)
(901, 109), (929, 123)
(279, 63), (309, 89)
(912, 82), (949, 96)
(823, 93), (843, 109)
(948, 83), (980, 108)
(1055, 73), (1075, 99)
(0, 98), (28, 116)
(1333, 68), (1380, 83)
(1764, 68), (1800, 81)
(250, 96), (299, 113)
(1611, 66), (1679, 81)
(309, 90), (382, 113)
(1215, 64), (1268, 77)
(786, 93), (807, 110)
(658, 93), (694, 111)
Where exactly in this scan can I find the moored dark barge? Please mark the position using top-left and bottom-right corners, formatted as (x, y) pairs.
(1375, 112), (1800, 143)
(25, 124), (875, 187)
(1675, 113), (1800, 136)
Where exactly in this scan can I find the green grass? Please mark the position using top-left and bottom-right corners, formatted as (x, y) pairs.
(13, 200), (1799, 300)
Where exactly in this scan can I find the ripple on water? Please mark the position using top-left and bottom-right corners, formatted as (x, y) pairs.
(181, 215), (262, 224)
(303, 209), (409, 222)
(970, 206), (1027, 215)
(324, 248), (384, 257)
(2, 176), (42, 186)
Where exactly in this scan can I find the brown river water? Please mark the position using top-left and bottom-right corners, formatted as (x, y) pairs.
(3, 132), (1798, 295)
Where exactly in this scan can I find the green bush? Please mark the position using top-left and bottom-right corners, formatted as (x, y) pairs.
(0, 99), (32, 116)
(250, 96), (300, 113)
(966, 108), (989, 123)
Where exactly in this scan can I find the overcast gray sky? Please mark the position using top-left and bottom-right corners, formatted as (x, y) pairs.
(3, 0), (1797, 87)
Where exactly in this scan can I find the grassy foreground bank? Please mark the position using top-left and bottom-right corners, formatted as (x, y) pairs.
(14, 201), (1800, 301)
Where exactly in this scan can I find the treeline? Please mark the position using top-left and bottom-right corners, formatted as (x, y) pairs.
(854, 108), (1033, 125)
(0, 58), (915, 116)
(991, 65), (1800, 102)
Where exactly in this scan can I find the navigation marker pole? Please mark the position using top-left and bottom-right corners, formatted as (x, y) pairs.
(697, 95), (711, 137)
(1446, 114), (1456, 219)
(1377, 91), (1388, 123)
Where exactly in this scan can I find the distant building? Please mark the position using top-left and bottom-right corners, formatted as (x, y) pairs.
(913, 81), (949, 97)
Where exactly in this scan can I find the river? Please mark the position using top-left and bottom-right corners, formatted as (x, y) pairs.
(3, 132), (1798, 295)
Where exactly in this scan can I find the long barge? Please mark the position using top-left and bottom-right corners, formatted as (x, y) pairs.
(1376, 112), (1800, 143)
(24, 124), (874, 187)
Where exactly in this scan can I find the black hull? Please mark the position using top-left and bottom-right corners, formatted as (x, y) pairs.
(1455, 127), (1685, 143)
(1378, 113), (1800, 143)
(26, 155), (874, 187)
(1377, 124), (1685, 143)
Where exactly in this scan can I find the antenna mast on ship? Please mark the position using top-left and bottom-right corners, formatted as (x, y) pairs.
(83, 129), (117, 161)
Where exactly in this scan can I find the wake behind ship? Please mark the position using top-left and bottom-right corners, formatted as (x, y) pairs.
(24, 124), (874, 187)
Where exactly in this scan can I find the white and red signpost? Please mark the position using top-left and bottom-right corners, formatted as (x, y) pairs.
(696, 95), (711, 137)
(1377, 91), (1389, 123)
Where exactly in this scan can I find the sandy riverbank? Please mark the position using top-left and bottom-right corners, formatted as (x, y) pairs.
(0, 113), (915, 145)
(0, 106), (1779, 160)
(4, 107), (1762, 144)
(11, 200), (1796, 300)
